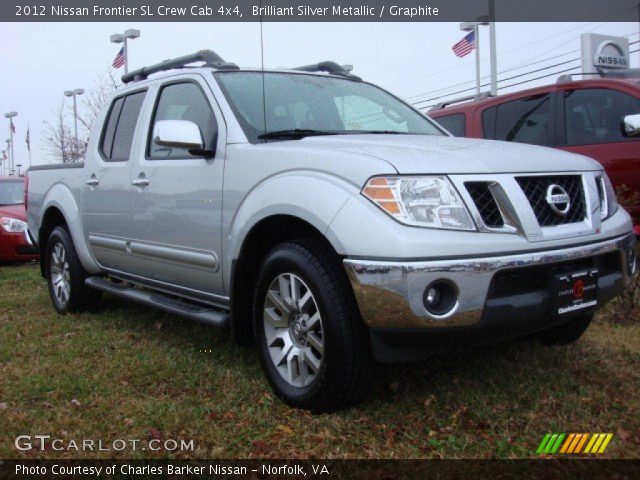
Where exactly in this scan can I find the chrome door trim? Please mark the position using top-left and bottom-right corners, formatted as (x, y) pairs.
(88, 235), (128, 252)
(129, 240), (219, 270)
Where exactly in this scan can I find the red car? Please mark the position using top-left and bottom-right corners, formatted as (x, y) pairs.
(0, 177), (38, 262)
(428, 76), (640, 230)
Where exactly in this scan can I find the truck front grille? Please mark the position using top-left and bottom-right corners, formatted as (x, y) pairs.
(465, 182), (504, 228)
(516, 175), (586, 227)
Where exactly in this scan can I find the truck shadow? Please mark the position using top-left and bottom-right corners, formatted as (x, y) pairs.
(88, 294), (609, 417)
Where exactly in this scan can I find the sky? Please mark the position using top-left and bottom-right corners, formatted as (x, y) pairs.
(0, 21), (637, 167)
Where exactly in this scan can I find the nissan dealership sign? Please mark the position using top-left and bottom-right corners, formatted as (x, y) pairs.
(581, 33), (630, 75)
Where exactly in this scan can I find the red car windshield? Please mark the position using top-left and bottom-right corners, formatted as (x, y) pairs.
(0, 180), (24, 206)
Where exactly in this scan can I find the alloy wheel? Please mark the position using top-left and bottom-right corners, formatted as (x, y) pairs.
(50, 242), (71, 307)
(263, 273), (324, 388)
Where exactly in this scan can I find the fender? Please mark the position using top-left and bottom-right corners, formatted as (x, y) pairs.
(40, 183), (101, 275)
(224, 170), (357, 290)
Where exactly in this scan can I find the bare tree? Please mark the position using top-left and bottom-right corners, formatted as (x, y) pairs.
(77, 68), (119, 135)
(41, 68), (119, 163)
(41, 100), (74, 163)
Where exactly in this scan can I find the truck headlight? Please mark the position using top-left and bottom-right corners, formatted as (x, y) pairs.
(0, 217), (28, 233)
(598, 173), (619, 220)
(362, 176), (476, 231)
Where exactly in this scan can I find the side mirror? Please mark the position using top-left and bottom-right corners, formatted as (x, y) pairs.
(153, 120), (204, 149)
(621, 113), (640, 138)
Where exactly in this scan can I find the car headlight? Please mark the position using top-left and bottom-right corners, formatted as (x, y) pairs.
(0, 216), (28, 233)
(362, 176), (476, 231)
(598, 173), (619, 220)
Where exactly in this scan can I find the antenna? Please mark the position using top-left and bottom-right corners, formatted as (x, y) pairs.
(259, 2), (267, 137)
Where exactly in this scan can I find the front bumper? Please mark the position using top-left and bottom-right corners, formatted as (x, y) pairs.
(0, 230), (39, 262)
(345, 232), (636, 333)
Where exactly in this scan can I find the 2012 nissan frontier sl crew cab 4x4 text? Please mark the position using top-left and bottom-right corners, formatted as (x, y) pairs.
(26, 51), (637, 412)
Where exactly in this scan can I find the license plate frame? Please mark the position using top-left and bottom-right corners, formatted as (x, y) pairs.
(553, 268), (598, 316)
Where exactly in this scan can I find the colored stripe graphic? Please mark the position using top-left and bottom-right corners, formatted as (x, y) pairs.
(538, 433), (613, 454)
(574, 433), (589, 453)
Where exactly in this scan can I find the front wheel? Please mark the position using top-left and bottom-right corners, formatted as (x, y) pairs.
(253, 239), (373, 412)
(46, 226), (101, 314)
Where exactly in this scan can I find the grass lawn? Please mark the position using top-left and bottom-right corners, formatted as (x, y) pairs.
(1, 263), (639, 459)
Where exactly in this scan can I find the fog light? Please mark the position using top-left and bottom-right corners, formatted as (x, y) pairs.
(423, 281), (458, 316)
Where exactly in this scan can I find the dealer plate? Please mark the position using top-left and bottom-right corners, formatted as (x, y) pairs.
(553, 268), (598, 315)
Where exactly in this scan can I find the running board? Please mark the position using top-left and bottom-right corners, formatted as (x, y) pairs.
(85, 277), (230, 329)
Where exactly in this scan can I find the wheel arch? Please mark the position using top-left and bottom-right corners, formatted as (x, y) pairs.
(38, 184), (100, 277)
(229, 214), (342, 345)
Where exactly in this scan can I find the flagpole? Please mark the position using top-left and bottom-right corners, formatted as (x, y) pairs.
(9, 119), (15, 175)
(489, 0), (498, 96)
(474, 24), (480, 96)
(27, 124), (32, 169)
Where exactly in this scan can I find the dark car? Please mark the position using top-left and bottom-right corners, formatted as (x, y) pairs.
(0, 177), (38, 262)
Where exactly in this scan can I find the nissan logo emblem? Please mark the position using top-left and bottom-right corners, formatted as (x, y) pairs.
(546, 184), (571, 216)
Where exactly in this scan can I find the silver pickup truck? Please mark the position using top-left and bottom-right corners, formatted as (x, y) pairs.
(27, 51), (636, 412)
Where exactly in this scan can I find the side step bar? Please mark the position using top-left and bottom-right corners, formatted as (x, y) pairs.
(85, 277), (230, 329)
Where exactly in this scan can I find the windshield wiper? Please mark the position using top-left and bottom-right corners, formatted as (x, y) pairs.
(258, 129), (339, 140)
(354, 130), (414, 135)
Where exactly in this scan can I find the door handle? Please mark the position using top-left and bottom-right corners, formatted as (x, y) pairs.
(86, 175), (99, 186)
(132, 174), (149, 187)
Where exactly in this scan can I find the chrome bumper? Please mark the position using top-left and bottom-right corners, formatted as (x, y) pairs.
(344, 232), (636, 330)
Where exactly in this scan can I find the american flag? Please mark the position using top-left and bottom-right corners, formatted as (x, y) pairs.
(112, 47), (125, 69)
(25, 126), (30, 151)
(452, 31), (476, 57)
(2, 151), (6, 161)
(10, 120), (15, 134)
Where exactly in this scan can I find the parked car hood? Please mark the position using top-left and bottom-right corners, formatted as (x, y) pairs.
(0, 204), (26, 221)
(287, 134), (602, 174)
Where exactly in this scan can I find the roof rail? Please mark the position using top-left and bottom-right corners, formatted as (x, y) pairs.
(292, 61), (362, 81)
(427, 91), (493, 112)
(558, 68), (640, 83)
(122, 50), (239, 84)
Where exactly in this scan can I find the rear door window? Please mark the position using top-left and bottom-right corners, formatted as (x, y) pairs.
(100, 97), (124, 159)
(433, 113), (466, 137)
(492, 94), (552, 146)
(110, 91), (147, 161)
(564, 88), (640, 145)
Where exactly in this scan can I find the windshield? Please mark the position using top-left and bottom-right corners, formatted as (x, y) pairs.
(0, 180), (24, 206)
(215, 72), (444, 142)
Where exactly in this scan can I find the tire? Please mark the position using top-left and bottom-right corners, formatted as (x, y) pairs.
(532, 313), (593, 346)
(253, 238), (373, 412)
(46, 226), (101, 314)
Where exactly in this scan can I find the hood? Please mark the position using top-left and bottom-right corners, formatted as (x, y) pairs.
(0, 203), (26, 221)
(281, 134), (602, 174)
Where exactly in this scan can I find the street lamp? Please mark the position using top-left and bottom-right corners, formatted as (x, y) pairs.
(460, 17), (497, 97)
(110, 28), (140, 74)
(5, 139), (12, 176)
(64, 89), (85, 152)
(4, 111), (17, 174)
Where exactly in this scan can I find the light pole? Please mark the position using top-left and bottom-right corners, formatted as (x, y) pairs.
(64, 89), (85, 158)
(460, 21), (497, 97)
(110, 29), (140, 74)
(5, 139), (12, 176)
(4, 111), (17, 174)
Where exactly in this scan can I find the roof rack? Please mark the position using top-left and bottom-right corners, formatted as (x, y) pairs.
(292, 61), (362, 81)
(557, 68), (640, 83)
(122, 50), (239, 84)
(428, 91), (493, 112)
